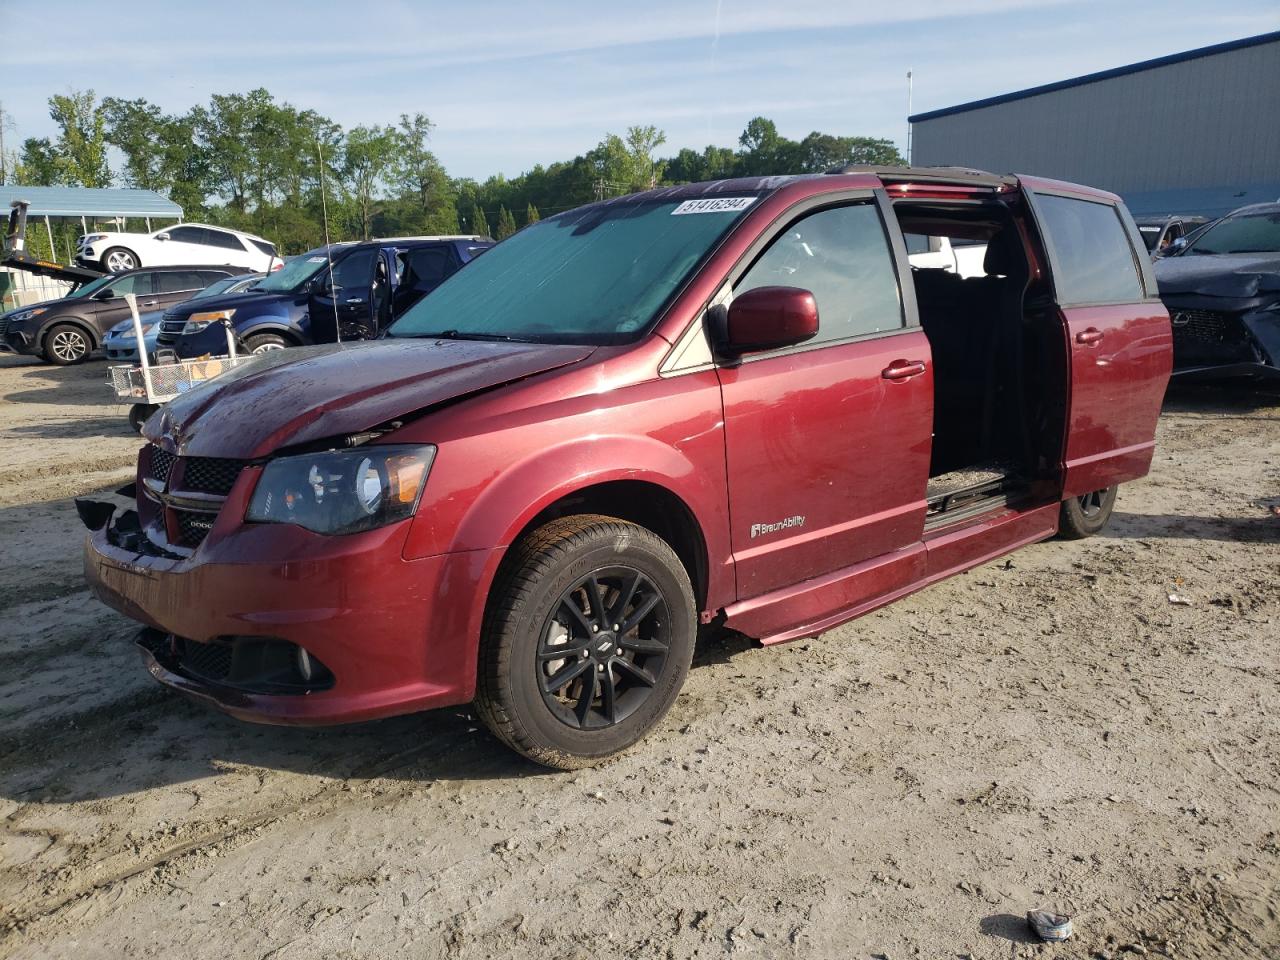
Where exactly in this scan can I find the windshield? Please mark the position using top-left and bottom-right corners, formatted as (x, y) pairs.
(252, 253), (330, 293)
(388, 196), (757, 344)
(68, 275), (115, 299)
(1137, 226), (1161, 251)
(1184, 211), (1280, 255)
(194, 275), (249, 299)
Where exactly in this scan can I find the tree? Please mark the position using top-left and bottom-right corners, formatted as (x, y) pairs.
(340, 124), (398, 240)
(393, 113), (446, 217)
(48, 90), (111, 186)
(471, 204), (491, 237)
(525, 202), (540, 225)
(17, 137), (60, 185)
(495, 205), (518, 240)
(624, 125), (667, 189)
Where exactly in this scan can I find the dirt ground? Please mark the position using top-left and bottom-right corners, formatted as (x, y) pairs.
(0, 353), (1276, 960)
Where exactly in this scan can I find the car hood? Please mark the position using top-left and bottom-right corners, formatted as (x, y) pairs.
(149, 338), (596, 458)
(106, 310), (165, 336)
(163, 289), (287, 319)
(1155, 252), (1280, 299)
(2, 296), (69, 317)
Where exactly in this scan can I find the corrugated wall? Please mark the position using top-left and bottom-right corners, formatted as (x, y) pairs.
(911, 39), (1280, 206)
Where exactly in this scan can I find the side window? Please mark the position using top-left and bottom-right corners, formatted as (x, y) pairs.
(402, 246), (456, 290)
(1034, 195), (1144, 304)
(109, 273), (154, 296)
(903, 233), (931, 256)
(204, 229), (247, 251)
(197, 270), (231, 286)
(165, 226), (205, 244)
(736, 203), (903, 345)
(157, 271), (205, 293)
(330, 249), (376, 289)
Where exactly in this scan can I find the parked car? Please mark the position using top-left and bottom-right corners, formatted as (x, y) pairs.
(1134, 214), (1208, 257)
(77, 223), (278, 274)
(81, 168), (1170, 768)
(1153, 201), (1280, 379)
(104, 273), (265, 363)
(157, 236), (494, 357)
(1, 265), (248, 365)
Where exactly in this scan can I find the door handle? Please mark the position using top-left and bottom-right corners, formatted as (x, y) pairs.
(1076, 327), (1104, 346)
(881, 359), (927, 381)
(345, 298), (365, 304)
(141, 300), (158, 307)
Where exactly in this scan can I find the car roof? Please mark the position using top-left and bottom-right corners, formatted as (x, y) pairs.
(166, 222), (272, 243)
(1221, 202), (1280, 217)
(108, 264), (248, 276)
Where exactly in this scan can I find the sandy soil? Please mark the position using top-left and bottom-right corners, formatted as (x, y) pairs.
(0, 352), (1276, 960)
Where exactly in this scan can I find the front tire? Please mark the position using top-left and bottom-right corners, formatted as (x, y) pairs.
(44, 324), (92, 365)
(101, 247), (138, 272)
(475, 515), (696, 769)
(243, 332), (288, 354)
(128, 403), (159, 434)
(1059, 486), (1118, 539)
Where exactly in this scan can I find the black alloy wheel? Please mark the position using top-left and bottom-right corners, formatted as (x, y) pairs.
(1059, 485), (1118, 539)
(537, 566), (672, 730)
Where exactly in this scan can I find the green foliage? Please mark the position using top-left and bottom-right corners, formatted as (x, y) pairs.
(495, 205), (518, 240)
(10, 86), (901, 256)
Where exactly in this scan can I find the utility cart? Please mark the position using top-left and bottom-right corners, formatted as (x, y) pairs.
(109, 293), (255, 433)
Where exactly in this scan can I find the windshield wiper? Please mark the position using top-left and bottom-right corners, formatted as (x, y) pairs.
(402, 329), (528, 342)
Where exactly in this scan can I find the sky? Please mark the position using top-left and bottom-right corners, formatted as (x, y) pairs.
(2, 0), (1277, 182)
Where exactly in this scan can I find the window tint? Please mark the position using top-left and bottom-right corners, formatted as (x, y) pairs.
(157, 271), (206, 293)
(165, 226), (204, 244)
(203, 229), (246, 250)
(250, 238), (277, 257)
(736, 203), (903, 345)
(197, 270), (232, 286)
(108, 273), (154, 296)
(903, 233), (931, 256)
(330, 249), (376, 289)
(1035, 195), (1143, 304)
(400, 247), (456, 290)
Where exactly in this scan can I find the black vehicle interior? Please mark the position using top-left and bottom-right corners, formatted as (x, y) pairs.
(893, 199), (1067, 524)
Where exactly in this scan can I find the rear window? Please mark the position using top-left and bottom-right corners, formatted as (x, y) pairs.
(157, 271), (206, 293)
(203, 229), (246, 251)
(1035, 195), (1144, 304)
(250, 239), (277, 257)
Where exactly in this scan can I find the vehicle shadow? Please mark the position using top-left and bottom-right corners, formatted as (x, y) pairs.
(978, 913), (1039, 944)
(1110, 511), (1277, 543)
(1163, 380), (1280, 417)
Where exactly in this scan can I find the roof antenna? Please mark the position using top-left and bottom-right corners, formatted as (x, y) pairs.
(316, 140), (341, 345)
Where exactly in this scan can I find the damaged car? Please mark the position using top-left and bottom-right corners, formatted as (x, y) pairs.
(80, 168), (1171, 768)
(1154, 202), (1280, 379)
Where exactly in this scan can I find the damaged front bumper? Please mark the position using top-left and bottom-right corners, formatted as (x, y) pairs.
(1164, 299), (1280, 380)
(80, 494), (495, 725)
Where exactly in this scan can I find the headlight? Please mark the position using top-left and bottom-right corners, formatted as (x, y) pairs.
(111, 322), (153, 338)
(183, 309), (236, 334)
(9, 307), (45, 324)
(83, 234), (108, 243)
(247, 445), (436, 535)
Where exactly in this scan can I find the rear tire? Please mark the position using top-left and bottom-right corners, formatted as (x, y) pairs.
(101, 247), (138, 272)
(1059, 486), (1118, 539)
(243, 332), (288, 354)
(475, 515), (696, 769)
(44, 324), (92, 365)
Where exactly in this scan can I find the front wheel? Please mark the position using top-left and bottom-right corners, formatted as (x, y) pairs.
(101, 247), (138, 272)
(243, 332), (288, 354)
(128, 403), (159, 434)
(475, 515), (696, 769)
(1059, 486), (1118, 539)
(44, 324), (92, 365)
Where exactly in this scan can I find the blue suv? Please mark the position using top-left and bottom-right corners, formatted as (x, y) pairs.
(158, 236), (494, 358)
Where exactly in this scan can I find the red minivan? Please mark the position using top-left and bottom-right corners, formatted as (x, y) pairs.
(81, 167), (1171, 768)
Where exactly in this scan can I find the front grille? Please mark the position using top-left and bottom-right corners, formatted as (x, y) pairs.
(182, 457), (244, 496)
(1170, 308), (1255, 366)
(0, 317), (9, 338)
(148, 444), (176, 484)
(180, 639), (234, 682)
(156, 317), (185, 346)
(175, 509), (218, 547)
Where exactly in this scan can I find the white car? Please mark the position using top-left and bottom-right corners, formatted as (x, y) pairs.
(76, 223), (279, 274)
(905, 234), (989, 278)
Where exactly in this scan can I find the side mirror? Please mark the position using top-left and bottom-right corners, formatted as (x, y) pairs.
(155, 232), (170, 242)
(94, 288), (115, 300)
(718, 286), (819, 356)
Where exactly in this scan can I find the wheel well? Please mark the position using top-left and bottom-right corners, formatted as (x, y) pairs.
(516, 480), (709, 609)
(43, 317), (100, 349)
(101, 245), (138, 263)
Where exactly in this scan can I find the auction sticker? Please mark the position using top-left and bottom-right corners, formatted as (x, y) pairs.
(671, 197), (757, 215)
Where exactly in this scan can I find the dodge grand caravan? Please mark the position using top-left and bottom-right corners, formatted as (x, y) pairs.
(81, 167), (1172, 768)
